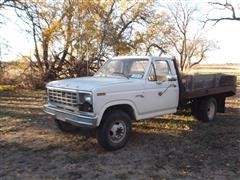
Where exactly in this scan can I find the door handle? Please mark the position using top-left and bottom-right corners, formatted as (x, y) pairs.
(136, 95), (144, 98)
(158, 92), (163, 96)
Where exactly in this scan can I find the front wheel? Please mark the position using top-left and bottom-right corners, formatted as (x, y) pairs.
(97, 110), (132, 151)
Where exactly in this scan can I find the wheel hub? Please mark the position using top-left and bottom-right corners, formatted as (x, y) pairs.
(207, 101), (215, 120)
(109, 120), (126, 144)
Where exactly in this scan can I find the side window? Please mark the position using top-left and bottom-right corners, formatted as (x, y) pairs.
(148, 60), (171, 81)
(129, 60), (148, 79)
(148, 64), (156, 81)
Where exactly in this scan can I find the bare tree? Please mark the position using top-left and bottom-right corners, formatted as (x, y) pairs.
(167, 2), (213, 72)
(0, 0), (29, 12)
(207, 1), (240, 24)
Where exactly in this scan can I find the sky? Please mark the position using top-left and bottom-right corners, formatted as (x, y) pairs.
(0, 9), (33, 60)
(205, 21), (240, 64)
(0, 0), (240, 64)
(198, 0), (240, 64)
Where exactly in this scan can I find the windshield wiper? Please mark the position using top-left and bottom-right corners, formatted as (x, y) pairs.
(111, 72), (129, 79)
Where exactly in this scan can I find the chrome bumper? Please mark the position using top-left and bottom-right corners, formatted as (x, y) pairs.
(43, 104), (98, 128)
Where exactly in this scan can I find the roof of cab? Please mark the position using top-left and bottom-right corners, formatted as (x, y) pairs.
(112, 56), (173, 61)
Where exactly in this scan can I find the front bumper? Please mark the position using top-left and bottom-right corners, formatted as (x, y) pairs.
(43, 104), (98, 128)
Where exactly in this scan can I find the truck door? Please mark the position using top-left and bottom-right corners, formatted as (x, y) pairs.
(143, 60), (179, 115)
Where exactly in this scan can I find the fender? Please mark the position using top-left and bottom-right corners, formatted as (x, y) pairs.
(96, 99), (138, 126)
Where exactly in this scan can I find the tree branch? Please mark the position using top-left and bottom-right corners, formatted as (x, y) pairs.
(207, 1), (240, 24)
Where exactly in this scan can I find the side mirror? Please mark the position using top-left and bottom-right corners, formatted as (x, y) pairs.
(156, 75), (167, 85)
(167, 75), (177, 81)
(155, 75), (177, 85)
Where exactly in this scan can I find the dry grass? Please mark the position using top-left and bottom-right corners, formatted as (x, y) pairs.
(0, 85), (16, 91)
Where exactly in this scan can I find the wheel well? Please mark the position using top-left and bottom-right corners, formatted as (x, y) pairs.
(102, 104), (136, 121)
(215, 95), (226, 113)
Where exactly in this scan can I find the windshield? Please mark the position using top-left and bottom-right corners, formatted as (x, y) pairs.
(94, 58), (149, 79)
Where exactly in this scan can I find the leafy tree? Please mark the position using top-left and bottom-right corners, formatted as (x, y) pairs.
(17, 0), (156, 82)
(133, 12), (175, 56)
(15, 1), (66, 82)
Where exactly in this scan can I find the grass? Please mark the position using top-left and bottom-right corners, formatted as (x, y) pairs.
(134, 115), (195, 132)
(0, 85), (16, 91)
(0, 126), (19, 133)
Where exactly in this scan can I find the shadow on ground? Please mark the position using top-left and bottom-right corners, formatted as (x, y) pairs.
(0, 90), (240, 179)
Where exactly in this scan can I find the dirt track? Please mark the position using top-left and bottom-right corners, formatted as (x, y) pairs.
(0, 89), (239, 180)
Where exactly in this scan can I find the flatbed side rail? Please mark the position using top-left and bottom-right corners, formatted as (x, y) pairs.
(182, 74), (236, 100)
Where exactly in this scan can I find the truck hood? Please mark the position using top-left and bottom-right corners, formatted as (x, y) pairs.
(47, 77), (133, 91)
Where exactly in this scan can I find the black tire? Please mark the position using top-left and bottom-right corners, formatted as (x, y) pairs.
(55, 119), (79, 133)
(199, 97), (217, 122)
(191, 100), (201, 120)
(97, 110), (132, 151)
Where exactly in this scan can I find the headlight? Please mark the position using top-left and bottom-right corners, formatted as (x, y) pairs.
(84, 94), (92, 104)
(78, 93), (93, 112)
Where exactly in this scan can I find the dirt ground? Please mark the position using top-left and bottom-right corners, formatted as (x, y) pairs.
(0, 88), (239, 180)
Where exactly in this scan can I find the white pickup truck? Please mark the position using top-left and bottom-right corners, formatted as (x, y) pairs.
(44, 56), (236, 150)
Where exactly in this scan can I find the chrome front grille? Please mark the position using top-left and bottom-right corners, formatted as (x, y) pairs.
(48, 88), (78, 108)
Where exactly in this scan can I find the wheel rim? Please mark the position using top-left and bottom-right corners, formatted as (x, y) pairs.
(108, 120), (127, 144)
(207, 101), (216, 120)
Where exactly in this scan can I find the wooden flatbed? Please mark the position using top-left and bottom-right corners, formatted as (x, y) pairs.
(182, 73), (236, 99)
(172, 59), (237, 120)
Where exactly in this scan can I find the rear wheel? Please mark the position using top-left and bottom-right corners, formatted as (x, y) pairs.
(55, 119), (79, 133)
(199, 97), (217, 122)
(97, 110), (132, 151)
